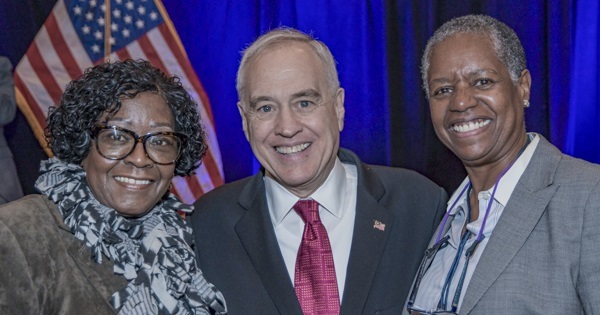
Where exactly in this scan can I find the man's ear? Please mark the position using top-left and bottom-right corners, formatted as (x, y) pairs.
(334, 88), (345, 132)
(237, 101), (250, 142)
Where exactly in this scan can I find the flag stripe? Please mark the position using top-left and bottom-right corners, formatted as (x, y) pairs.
(201, 149), (224, 186)
(156, 25), (224, 177)
(137, 34), (168, 73)
(136, 35), (160, 66)
(53, 0), (91, 72)
(46, 13), (83, 79)
(172, 176), (195, 203)
(34, 27), (73, 92)
(195, 164), (217, 191)
(185, 174), (204, 197)
(14, 59), (53, 120)
(14, 72), (50, 131)
(116, 48), (132, 61)
(26, 43), (63, 105)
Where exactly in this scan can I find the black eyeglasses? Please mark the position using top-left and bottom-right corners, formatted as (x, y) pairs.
(91, 123), (186, 165)
(406, 235), (454, 314)
(406, 233), (483, 315)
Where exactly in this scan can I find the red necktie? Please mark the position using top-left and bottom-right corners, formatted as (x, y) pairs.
(293, 199), (340, 315)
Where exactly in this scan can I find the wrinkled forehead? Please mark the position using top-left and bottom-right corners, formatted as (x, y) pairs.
(246, 43), (328, 92)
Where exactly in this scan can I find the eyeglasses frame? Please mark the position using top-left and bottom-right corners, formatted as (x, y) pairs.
(91, 123), (187, 165)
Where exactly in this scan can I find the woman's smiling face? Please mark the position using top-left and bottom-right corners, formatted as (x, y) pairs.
(82, 92), (176, 217)
(426, 32), (530, 168)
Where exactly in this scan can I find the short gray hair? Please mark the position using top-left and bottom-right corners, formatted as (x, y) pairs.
(421, 14), (527, 97)
(236, 27), (340, 105)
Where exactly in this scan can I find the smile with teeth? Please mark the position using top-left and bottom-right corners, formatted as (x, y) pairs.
(451, 119), (491, 133)
(275, 143), (310, 155)
(114, 176), (152, 185)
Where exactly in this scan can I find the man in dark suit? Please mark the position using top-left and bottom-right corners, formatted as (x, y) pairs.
(0, 56), (23, 205)
(190, 27), (447, 314)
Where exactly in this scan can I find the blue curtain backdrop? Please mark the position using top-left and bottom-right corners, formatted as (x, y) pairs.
(1, 0), (598, 195)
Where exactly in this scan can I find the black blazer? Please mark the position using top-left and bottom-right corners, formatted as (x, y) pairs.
(190, 148), (447, 314)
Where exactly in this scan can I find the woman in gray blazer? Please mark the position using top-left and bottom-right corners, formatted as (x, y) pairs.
(405, 14), (600, 315)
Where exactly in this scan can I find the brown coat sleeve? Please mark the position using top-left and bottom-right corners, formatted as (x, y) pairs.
(0, 195), (126, 314)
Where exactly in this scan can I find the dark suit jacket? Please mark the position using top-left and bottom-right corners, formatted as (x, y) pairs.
(402, 136), (600, 314)
(191, 148), (447, 314)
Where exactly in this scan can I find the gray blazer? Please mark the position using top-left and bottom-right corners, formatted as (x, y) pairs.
(191, 148), (447, 314)
(404, 136), (600, 315)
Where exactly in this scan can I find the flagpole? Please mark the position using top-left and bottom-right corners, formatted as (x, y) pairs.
(104, 0), (111, 60)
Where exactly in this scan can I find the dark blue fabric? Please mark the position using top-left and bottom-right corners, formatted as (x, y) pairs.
(567, 0), (600, 162)
(0, 0), (597, 195)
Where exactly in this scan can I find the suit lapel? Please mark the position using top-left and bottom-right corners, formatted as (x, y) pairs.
(339, 149), (397, 313)
(234, 172), (303, 315)
(459, 137), (561, 314)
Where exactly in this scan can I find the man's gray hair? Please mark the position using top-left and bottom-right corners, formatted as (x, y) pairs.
(236, 27), (340, 105)
(421, 14), (527, 97)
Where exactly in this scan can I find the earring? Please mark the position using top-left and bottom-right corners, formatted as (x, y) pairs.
(523, 100), (530, 108)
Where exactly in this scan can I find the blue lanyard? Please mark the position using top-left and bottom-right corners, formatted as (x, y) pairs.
(438, 194), (472, 310)
(436, 136), (532, 243)
(434, 136), (532, 311)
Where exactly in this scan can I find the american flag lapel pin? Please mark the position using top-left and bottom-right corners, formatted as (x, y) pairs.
(373, 220), (385, 231)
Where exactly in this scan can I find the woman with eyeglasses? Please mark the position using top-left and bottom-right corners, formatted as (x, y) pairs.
(0, 59), (226, 314)
(404, 15), (600, 315)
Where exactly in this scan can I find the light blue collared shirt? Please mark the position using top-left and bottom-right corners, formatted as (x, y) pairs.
(412, 133), (539, 312)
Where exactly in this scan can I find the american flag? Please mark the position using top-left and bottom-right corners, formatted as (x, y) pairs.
(373, 220), (385, 232)
(14, 0), (224, 204)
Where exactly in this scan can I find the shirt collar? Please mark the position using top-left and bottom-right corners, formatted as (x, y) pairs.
(494, 132), (539, 206)
(446, 132), (539, 211)
(447, 178), (470, 215)
(265, 158), (347, 226)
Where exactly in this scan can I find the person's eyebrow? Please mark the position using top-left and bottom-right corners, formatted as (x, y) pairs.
(249, 95), (276, 109)
(290, 89), (321, 100)
(104, 117), (172, 128)
(468, 68), (498, 76)
(429, 68), (500, 85)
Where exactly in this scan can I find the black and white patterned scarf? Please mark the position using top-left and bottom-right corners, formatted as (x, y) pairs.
(35, 158), (227, 315)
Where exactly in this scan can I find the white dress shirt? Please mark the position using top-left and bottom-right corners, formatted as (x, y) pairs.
(265, 158), (358, 302)
(413, 133), (539, 312)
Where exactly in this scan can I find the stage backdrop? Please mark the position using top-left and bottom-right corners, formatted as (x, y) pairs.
(1, 0), (598, 196)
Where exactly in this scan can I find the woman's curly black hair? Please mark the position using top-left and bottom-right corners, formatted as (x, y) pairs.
(45, 59), (207, 176)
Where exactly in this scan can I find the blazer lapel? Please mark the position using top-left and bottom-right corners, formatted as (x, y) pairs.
(339, 149), (397, 313)
(459, 136), (561, 314)
(234, 172), (303, 315)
